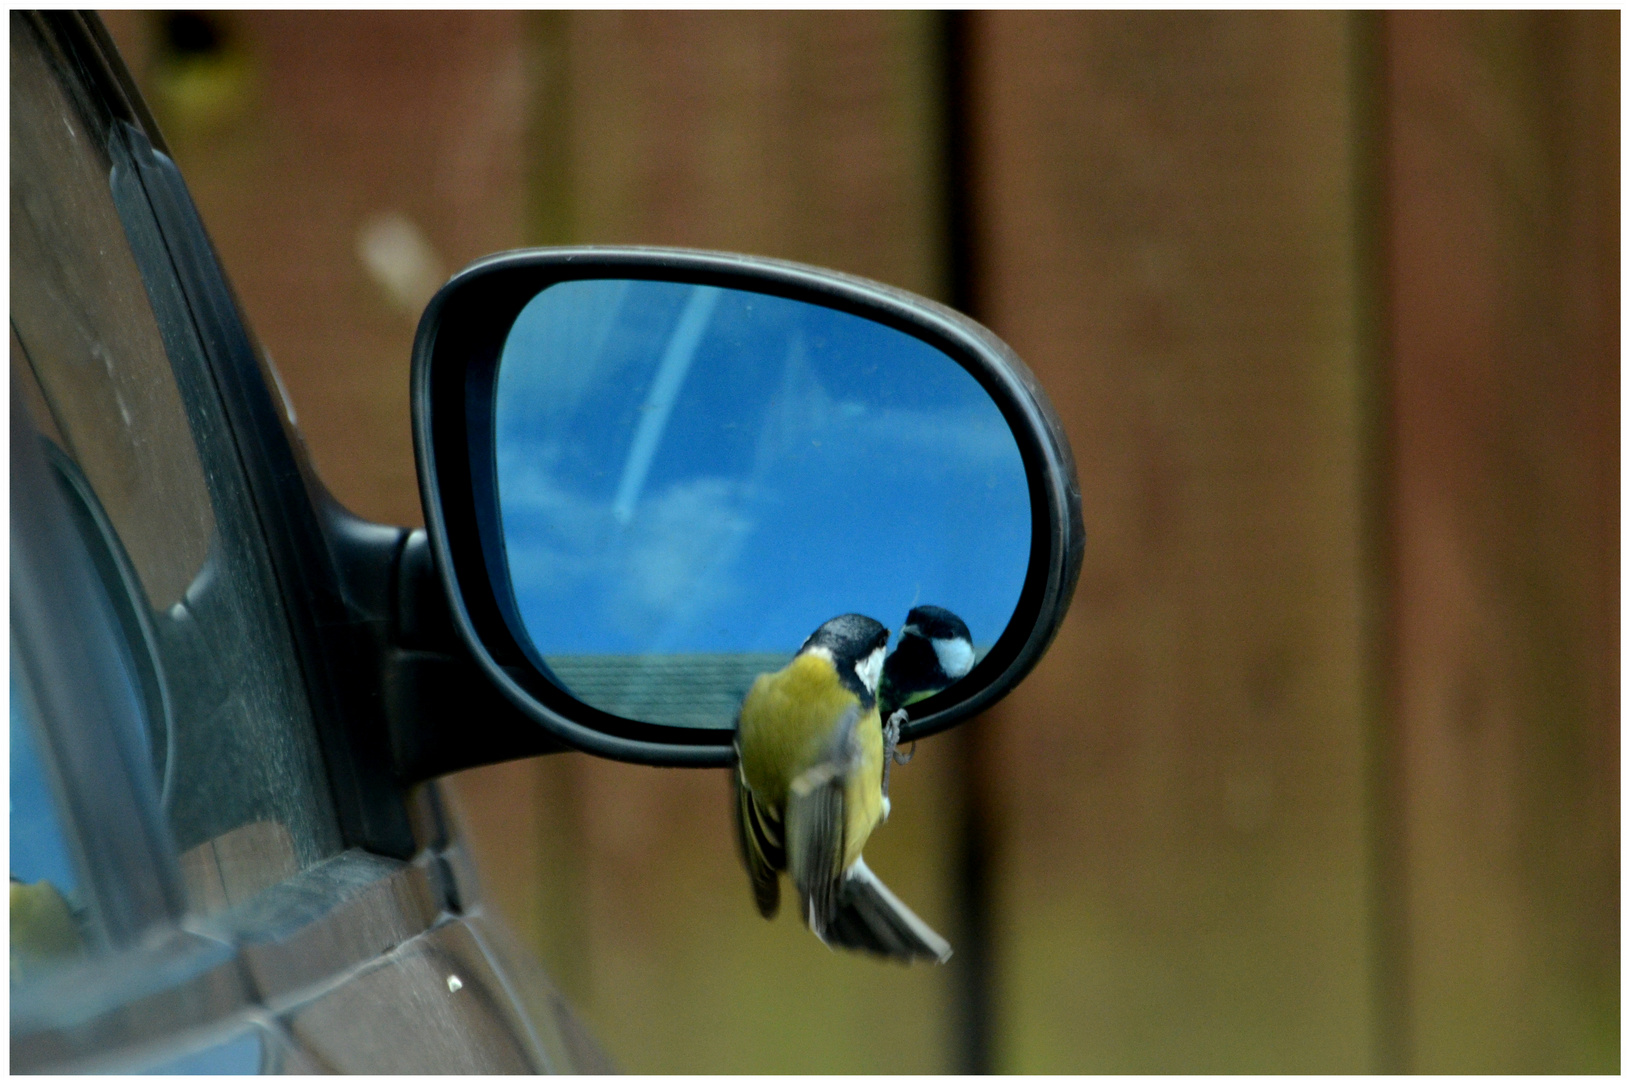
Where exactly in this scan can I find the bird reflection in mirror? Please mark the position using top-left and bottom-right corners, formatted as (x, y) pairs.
(877, 605), (974, 797)
(733, 614), (951, 963)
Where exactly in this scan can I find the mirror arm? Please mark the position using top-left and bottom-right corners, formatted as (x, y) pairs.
(322, 495), (567, 788)
(384, 530), (568, 783)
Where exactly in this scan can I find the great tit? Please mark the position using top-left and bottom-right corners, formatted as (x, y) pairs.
(878, 605), (975, 721)
(733, 613), (952, 963)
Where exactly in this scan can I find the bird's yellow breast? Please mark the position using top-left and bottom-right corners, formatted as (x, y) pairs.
(737, 653), (884, 867)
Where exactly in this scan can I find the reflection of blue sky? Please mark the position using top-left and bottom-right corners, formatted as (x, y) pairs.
(495, 280), (1030, 658)
(11, 670), (80, 892)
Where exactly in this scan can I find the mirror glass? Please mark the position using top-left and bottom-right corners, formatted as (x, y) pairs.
(492, 279), (1030, 728)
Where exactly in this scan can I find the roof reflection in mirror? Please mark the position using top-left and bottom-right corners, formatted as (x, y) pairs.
(490, 279), (1030, 729)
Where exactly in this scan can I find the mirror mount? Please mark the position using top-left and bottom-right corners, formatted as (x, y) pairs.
(382, 529), (570, 782)
(317, 494), (568, 786)
(414, 246), (1084, 767)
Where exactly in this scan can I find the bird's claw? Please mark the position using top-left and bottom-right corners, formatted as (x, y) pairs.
(881, 709), (914, 801)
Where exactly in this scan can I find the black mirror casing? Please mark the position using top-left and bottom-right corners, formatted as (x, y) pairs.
(412, 246), (1083, 766)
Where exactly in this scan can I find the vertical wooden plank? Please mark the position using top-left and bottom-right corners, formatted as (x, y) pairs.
(1384, 11), (1619, 1071)
(513, 12), (961, 1073)
(973, 13), (1377, 1070)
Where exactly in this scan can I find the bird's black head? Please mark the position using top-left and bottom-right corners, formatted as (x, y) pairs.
(904, 605), (971, 645)
(880, 605), (976, 718)
(798, 613), (890, 708)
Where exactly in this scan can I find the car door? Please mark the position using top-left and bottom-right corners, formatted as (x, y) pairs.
(10, 12), (604, 1072)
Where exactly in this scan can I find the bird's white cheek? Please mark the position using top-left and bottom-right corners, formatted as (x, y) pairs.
(933, 637), (975, 680)
(856, 648), (885, 695)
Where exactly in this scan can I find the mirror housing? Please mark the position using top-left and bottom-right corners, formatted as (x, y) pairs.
(413, 246), (1083, 766)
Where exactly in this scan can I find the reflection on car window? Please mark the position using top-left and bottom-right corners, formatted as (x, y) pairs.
(10, 668), (88, 986)
(9, 57), (213, 608)
(9, 15), (340, 925)
(135, 1026), (264, 1074)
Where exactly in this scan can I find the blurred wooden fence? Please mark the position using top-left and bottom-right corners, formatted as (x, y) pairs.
(104, 10), (1616, 1072)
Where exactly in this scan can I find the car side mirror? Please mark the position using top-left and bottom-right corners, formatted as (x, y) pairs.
(412, 247), (1083, 766)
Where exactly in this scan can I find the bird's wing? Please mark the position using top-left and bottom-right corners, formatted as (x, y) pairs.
(823, 857), (953, 964)
(733, 761), (784, 918)
(786, 704), (952, 964)
(786, 704), (863, 939)
(787, 760), (847, 938)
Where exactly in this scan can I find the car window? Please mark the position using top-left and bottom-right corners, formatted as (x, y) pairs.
(9, 14), (342, 930)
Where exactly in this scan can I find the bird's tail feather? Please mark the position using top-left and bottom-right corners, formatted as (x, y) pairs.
(817, 857), (952, 964)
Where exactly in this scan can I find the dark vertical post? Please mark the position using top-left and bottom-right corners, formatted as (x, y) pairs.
(940, 10), (997, 1075)
(947, 726), (997, 1075)
(1349, 13), (1412, 1073)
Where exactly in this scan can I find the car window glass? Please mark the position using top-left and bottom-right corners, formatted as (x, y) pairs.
(9, 15), (341, 923)
(8, 49), (212, 608)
